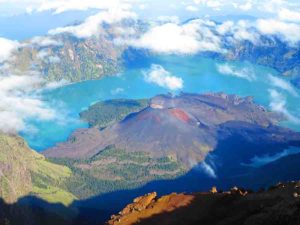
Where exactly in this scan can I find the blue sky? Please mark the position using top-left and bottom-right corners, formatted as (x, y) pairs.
(0, 0), (299, 40)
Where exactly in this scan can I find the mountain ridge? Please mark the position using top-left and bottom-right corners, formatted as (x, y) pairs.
(0, 133), (76, 205)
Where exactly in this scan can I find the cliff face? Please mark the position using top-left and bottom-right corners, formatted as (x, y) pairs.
(223, 37), (300, 77)
(107, 182), (300, 225)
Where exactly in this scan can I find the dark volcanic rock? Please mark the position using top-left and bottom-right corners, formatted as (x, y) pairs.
(44, 93), (297, 168)
(107, 181), (300, 225)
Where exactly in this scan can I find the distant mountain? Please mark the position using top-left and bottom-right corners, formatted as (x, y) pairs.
(222, 37), (300, 77)
(8, 33), (124, 83)
(2, 18), (300, 85)
(107, 181), (300, 225)
(2, 19), (143, 83)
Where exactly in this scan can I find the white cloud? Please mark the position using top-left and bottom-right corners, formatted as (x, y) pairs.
(268, 89), (300, 124)
(217, 63), (256, 81)
(0, 0), (136, 16)
(243, 147), (300, 167)
(200, 161), (217, 178)
(36, 0), (132, 14)
(156, 16), (180, 24)
(0, 0), (299, 19)
(278, 8), (300, 23)
(234, 20), (259, 43)
(216, 20), (260, 44)
(131, 23), (202, 54)
(143, 64), (183, 91)
(37, 49), (50, 60)
(256, 19), (300, 44)
(216, 21), (234, 35)
(138, 3), (147, 10)
(268, 74), (298, 97)
(36, 49), (61, 63)
(48, 56), (61, 63)
(30, 36), (62, 47)
(48, 9), (137, 38)
(259, 0), (288, 13)
(128, 19), (223, 54)
(0, 74), (57, 133)
(186, 5), (199, 12)
(194, 0), (223, 9)
(239, 2), (253, 11)
(157, 16), (180, 24)
(44, 79), (68, 90)
(0, 38), (19, 63)
(212, 18), (300, 45)
(111, 87), (124, 95)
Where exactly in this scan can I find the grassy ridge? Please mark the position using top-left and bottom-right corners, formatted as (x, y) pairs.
(0, 134), (76, 205)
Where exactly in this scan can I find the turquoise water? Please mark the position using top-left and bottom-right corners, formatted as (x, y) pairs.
(21, 55), (300, 151)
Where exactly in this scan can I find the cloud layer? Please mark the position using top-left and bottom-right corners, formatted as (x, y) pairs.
(128, 20), (223, 54)
(0, 74), (57, 133)
(256, 19), (300, 44)
(244, 147), (300, 167)
(268, 89), (300, 124)
(36, 0), (131, 14)
(268, 74), (298, 96)
(0, 38), (19, 63)
(122, 17), (300, 55)
(200, 161), (217, 178)
(49, 8), (136, 38)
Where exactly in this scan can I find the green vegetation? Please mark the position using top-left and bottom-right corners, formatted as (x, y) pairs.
(0, 134), (76, 205)
(80, 99), (149, 128)
(0, 132), (183, 204)
(50, 146), (186, 199)
(30, 158), (75, 206)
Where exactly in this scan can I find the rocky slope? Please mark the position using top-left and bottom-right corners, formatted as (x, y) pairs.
(107, 182), (300, 225)
(221, 37), (300, 77)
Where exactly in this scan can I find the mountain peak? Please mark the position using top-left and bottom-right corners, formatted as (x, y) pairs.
(44, 93), (285, 168)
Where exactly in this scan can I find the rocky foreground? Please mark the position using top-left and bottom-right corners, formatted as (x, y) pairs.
(107, 182), (300, 225)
